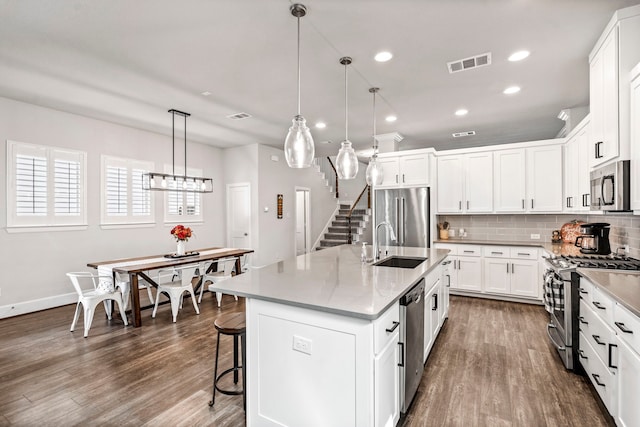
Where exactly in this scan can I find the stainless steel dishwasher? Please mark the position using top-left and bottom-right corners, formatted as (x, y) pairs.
(399, 278), (425, 414)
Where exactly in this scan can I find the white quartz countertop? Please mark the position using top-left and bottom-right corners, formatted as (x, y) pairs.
(209, 245), (450, 320)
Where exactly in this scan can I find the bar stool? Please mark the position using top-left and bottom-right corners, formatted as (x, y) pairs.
(209, 311), (246, 410)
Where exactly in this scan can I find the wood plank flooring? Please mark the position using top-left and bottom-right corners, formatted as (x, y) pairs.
(0, 293), (612, 426)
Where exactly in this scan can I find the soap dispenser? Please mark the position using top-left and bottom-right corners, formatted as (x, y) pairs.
(361, 242), (368, 263)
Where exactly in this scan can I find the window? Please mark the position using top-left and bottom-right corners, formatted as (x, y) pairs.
(164, 166), (204, 223)
(7, 140), (86, 229)
(101, 156), (154, 225)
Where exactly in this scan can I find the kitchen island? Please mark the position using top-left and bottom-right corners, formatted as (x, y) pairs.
(209, 244), (449, 427)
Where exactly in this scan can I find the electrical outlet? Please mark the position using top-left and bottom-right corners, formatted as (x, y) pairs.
(530, 233), (540, 240)
(292, 335), (312, 355)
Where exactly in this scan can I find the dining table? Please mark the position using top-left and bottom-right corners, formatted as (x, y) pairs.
(87, 247), (254, 327)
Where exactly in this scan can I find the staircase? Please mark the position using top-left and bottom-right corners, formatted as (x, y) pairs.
(313, 157), (338, 197)
(317, 204), (370, 250)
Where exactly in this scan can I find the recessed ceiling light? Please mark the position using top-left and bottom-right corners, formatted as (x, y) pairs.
(508, 50), (530, 62)
(375, 51), (393, 62)
(503, 86), (521, 95)
(455, 109), (468, 116)
(315, 122), (326, 129)
(201, 91), (212, 96)
(385, 115), (397, 122)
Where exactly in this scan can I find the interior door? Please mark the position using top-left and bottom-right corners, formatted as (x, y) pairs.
(227, 183), (251, 248)
(295, 188), (310, 255)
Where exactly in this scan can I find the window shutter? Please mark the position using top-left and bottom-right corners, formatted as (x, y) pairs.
(106, 165), (127, 216)
(15, 154), (48, 216)
(131, 168), (151, 216)
(54, 158), (81, 216)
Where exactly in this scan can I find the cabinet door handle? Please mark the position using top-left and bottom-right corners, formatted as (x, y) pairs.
(578, 350), (588, 360)
(466, 201), (470, 210)
(395, 174), (399, 183)
(446, 274), (451, 288)
(595, 141), (603, 159)
(592, 334), (605, 346)
(615, 321), (633, 334)
(608, 343), (618, 369)
(517, 252), (529, 256)
(491, 251), (503, 255)
(579, 288), (588, 295)
(507, 263), (509, 273)
(592, 301), (606, 310)
(566, 197), (570, 208)
(463, 250), (474, 254)
(578, 316), (588, 325)
(591, 373), (605, 387)
(531, 199), (534, 209)
(522, 199), (525, 209)
(385, 321), (400, 333)
(459, 201), (462, 211)
(512, 263), (515, 273)
(432, 293), (438, 311)
(397, 342), (405, 367)
(402, 173), (405, 183)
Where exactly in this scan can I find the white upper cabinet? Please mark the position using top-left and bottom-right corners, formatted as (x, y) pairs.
(376, 152), (430, 188)
(437, 152), (493, 213)
(493, 145), (563, 213)
(631, 63), (640, 211)
(589, 6), (640, 167)
(563, 116), (591, 212)
(494, 149), (527, 212)
(526, 145), (563, 212)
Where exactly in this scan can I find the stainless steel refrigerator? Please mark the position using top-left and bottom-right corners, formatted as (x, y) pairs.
(374, 187), (430, 248)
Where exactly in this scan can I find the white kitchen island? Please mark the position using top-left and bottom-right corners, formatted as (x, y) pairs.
(209, 244), (449, 427)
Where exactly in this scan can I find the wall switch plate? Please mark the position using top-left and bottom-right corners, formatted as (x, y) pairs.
(292, 335), (312, 355)
(530, 233), (540, 240)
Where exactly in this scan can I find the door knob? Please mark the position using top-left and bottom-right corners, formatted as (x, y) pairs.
(244, 233), (248, 236)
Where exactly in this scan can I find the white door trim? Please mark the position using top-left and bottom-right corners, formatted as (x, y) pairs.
(295, 187), (311, 255)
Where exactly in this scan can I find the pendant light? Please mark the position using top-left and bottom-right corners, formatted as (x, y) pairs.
(336, 56), (358, 180)
(284, 3), (315, 168)
(142, 109), (213, 193)
(365, 87), (384, 186)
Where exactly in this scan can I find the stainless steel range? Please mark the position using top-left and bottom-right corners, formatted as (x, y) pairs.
(543, 254), (640, 370)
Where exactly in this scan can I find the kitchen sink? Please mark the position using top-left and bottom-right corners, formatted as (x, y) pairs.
(372, 256), (427, 269)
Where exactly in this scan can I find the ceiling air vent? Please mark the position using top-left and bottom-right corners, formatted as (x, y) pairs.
(452, 130), (476, 138)
(227, 112), (252, 120)
(447, 52), (491, 74)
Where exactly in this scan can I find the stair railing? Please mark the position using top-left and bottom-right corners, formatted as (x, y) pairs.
(326, 157), (339, 199)
(347, 184), (371, 244)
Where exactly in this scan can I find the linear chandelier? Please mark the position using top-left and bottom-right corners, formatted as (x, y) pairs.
(142, 109), (213, 193)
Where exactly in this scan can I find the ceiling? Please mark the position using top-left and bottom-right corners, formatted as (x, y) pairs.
(1, 0), (640, 158)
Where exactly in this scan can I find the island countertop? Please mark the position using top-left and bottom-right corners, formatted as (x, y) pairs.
(209, 244), (450, 320)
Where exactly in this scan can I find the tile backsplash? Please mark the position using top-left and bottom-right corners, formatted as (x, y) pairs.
(437, 213), (640, 259)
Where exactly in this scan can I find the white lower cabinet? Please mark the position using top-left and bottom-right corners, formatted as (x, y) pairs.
(246, 298), (401, 427)
(375, 329), (400, 427)
(423, 267), (441, 362)
(616, 335), (640, 427)
(435, 243), (541, 301)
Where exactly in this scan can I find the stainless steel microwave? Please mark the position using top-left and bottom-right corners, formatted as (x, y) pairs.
(590, 160), (631, 211)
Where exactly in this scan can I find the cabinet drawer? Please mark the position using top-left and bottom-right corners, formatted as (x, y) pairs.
(580, 300), (615, 367)
(373, 302), (400, 355)
(483, 246), (511, 258)
(433, 243), (458, 255)
(591, 285), (615, 326)
(579, 331), (616, 415)
(457, 245), (481, 257)
(614, 302), (640, 355)
(578, 278), (594, 304)
(509, 247), (538, 260)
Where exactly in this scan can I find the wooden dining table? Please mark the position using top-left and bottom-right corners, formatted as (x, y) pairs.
(87, 247), (254, 327)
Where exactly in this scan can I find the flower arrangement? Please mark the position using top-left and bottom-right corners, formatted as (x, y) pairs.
(171, 224), (192, 242)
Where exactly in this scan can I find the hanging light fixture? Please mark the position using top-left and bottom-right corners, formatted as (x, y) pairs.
(365, 87), (384, 186)
(284, 3), (315, 168)
(142, 109), (213, 193)
(336, 56), (358, 180)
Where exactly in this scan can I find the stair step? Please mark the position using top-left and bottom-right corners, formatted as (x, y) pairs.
(328, 226), (349, 233)
(332, 221), (363, 228)
(338, 209), (367, 215)
(320, 239), (348, 247)
(325, 233), (352, 240)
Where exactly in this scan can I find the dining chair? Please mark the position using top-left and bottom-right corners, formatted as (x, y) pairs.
(200, 257), (238, 306)
(114, 271), (156, 310)
(67, 272), (129, 337)
(152, 264), (200, 322)
(239, 253), (251, 273)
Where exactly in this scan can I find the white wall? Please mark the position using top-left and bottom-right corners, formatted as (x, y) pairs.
(0, 97), (225, 317)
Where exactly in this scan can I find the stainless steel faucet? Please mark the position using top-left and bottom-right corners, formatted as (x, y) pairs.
(375, 221), (397, 260)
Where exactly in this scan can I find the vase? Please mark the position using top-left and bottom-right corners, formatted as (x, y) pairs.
(176, 240), (186, 256)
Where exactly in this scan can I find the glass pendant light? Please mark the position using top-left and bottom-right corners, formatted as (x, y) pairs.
(365, 87), (384, 186)
(336, 56), (358, 180)
(284, 3), (314, 168)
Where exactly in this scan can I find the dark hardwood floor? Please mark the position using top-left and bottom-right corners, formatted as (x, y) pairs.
(0, 293), (612, 426)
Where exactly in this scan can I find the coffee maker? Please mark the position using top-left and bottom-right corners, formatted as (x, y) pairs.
(574, 223), (611, 255)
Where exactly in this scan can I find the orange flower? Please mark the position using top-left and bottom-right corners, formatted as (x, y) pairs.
(171, 224), (193, 241)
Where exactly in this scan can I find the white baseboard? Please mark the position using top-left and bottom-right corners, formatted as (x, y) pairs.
(0, 292), (76, 319)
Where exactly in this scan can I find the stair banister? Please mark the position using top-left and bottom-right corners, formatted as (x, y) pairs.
(346, 184), (370, 244)
(326, 157), (339, 199)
